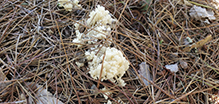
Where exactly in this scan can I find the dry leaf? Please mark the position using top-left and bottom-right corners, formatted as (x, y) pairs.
(184, 35), (212, 52)
(0, 59), (7, 82)
(90, 84), (98, 94)
(0, 70), (6, 81)
(28, 84), (64, 104)
(189, 5), (216, 21)
(165, 63), (179, 72)
(179, 60), (188, 69)
(138, 62), (152, 86)
(0, 70), (7, 90)
(0, 66), (10, 101)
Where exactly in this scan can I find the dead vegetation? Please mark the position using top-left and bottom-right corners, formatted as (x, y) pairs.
(0, 0), (219, 103)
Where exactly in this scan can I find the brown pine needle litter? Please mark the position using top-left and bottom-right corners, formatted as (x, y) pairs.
(0, 0), (219, 103)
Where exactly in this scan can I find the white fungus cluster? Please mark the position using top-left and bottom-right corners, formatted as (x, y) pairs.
(72, 25), (111, 47)
(73, 5), (129, 86)
(58, 0), (81, 11)
(85, 47), (129, 86)
(87, 5), (116, 26)
(73, 5), (116, 47)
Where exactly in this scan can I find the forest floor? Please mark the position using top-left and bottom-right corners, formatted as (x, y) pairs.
(0, 0), (219, 103)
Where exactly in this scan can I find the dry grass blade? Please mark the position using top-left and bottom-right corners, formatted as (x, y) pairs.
(184, 35), (212, 52)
